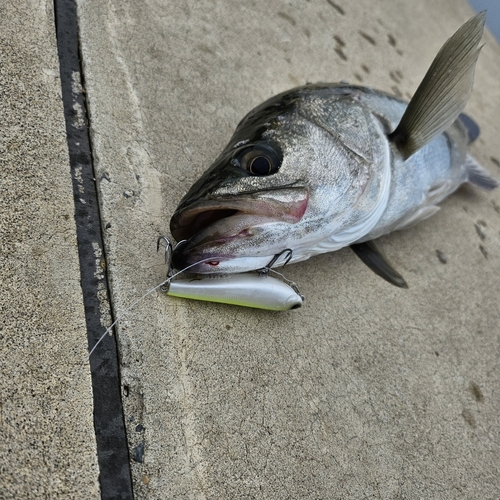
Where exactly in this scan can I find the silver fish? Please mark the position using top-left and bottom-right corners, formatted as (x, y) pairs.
(170, 12), (497, 287)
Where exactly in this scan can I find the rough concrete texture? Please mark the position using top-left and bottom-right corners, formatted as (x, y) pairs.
(77, 0), (500, 497)
(0, 2), (100, 498)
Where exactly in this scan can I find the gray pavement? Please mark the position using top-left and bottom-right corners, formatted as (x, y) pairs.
(0, 2), (99, 499)
(77, 0), (500, 497)
(2, 0), (500, 498)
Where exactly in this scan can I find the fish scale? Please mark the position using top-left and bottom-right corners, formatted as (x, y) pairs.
(170, 12), (497, 294)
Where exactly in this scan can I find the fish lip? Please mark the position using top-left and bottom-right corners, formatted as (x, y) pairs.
(170, 187), (309, 243)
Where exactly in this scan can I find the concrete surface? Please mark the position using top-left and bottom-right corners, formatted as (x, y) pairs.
(77, 0), (500, 497)
(0, 1), (100, 498)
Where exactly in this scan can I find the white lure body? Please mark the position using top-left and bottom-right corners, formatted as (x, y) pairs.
(167, 273), (303, 310)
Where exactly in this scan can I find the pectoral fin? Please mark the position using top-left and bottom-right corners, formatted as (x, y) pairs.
(351, 240), (408, 288)
(389, 12), (486, 159)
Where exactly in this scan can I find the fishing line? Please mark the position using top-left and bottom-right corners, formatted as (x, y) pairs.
(48, 256), (214, 499)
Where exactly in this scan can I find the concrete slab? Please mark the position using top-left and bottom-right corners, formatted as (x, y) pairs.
(0, 2), (100, 498)
(77, 0), (500, 497)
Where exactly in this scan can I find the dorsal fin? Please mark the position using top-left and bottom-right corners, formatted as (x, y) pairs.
(389, 12), (486, 160)
(350, 240), (408, 288)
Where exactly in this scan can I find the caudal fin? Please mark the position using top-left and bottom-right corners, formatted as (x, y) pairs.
(465, 155), (499, 190)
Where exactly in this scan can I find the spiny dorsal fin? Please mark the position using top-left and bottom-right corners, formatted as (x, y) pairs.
(350, 240), (408, 288)
(389, 12), (486, 160)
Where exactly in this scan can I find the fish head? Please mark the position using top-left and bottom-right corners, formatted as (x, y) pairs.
(170, 85), (389, 273)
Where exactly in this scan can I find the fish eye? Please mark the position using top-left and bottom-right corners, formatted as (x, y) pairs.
(249, 156), (272, 175)
(237, 145), (281, 176)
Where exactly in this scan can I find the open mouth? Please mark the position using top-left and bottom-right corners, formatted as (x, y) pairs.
(170, 188), (309, 243)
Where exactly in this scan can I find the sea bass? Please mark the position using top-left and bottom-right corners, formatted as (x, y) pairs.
(170, 12), (497, 287)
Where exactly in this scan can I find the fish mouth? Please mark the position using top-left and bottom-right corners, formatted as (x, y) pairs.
(170, 187), (309, 269)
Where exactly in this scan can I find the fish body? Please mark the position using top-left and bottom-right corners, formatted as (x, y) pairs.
(170, 13), (497, 281)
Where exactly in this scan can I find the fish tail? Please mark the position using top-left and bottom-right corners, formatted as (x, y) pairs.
(465, 154), (499, 190)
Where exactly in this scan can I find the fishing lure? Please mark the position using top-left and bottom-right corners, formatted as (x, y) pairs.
(166, 273), (303, 310)
(158, 237), (304, 310)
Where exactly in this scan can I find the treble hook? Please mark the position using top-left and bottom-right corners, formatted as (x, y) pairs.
(157, 235), (176, 285)
(258, 249), (293, 276)
(256, 249), (304, 300)
(157, 236), (172, 264)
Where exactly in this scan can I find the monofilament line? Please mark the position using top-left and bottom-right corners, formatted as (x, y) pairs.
(49, 257), (213, 499)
